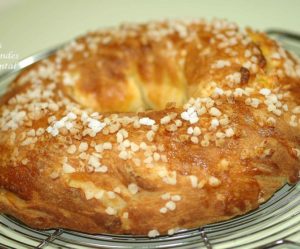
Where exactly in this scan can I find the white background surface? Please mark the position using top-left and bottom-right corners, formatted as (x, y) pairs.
(0, 0), (300, 65)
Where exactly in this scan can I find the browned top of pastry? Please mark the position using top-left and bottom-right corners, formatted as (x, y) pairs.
(0, 19), (300, 236)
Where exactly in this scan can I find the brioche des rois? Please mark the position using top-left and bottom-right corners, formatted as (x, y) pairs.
(0, 19), (300, 237)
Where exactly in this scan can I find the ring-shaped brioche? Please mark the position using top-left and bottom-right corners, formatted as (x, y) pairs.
(0, 19), (300, 237)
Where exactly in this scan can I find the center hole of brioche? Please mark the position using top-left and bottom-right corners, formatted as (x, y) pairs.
(66, 69), (189, 113)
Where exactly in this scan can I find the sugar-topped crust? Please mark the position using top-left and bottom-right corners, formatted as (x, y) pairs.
(0, 19), (300, 236)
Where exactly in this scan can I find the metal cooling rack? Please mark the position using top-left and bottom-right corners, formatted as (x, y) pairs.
(0, 30), (300, 249)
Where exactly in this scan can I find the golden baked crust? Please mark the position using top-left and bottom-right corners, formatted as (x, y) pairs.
(0, 19), (300, 236)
